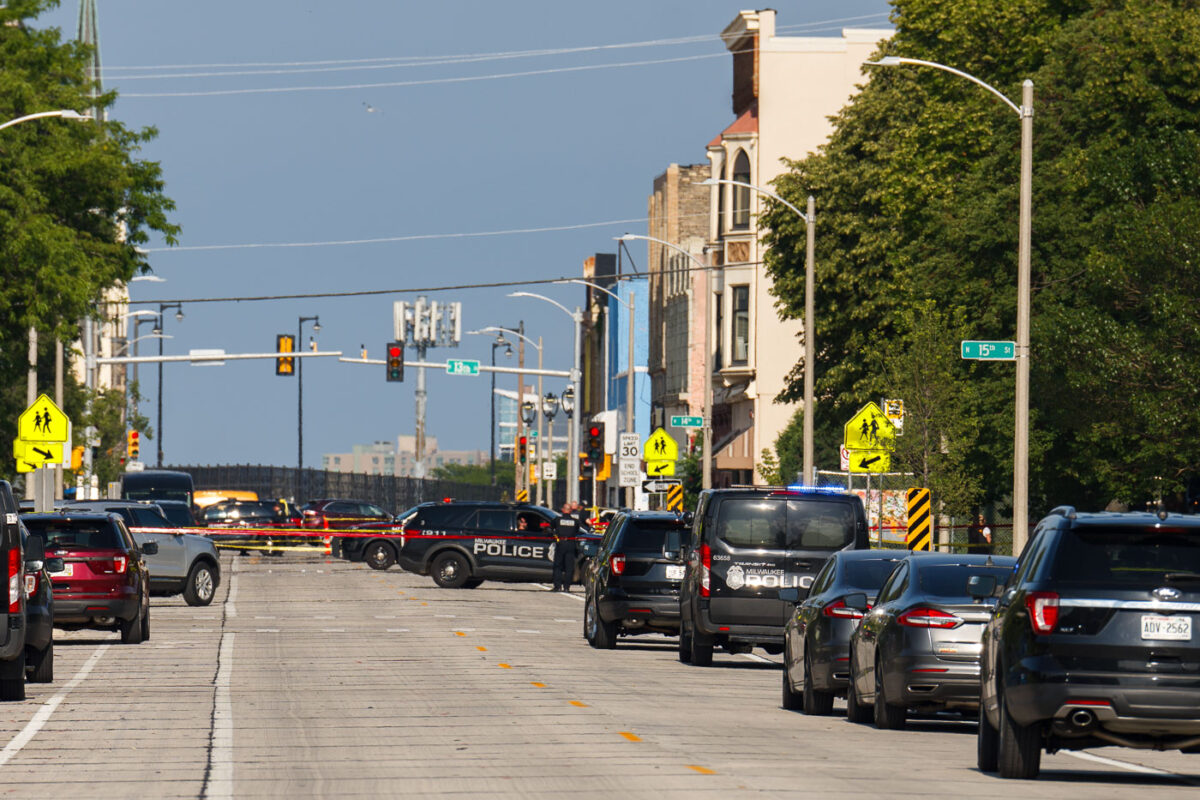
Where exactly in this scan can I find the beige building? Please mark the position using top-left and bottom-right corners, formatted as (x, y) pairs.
(323, 435), (486, 478)
(703, 10), (891, 484)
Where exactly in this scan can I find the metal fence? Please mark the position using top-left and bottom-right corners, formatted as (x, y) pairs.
(169, 464), (507, 514)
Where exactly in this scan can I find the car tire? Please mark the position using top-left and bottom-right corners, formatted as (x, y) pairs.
(28, 642), (53, 684)
(678, 624), (693, 663)
(592, 600), (618, 650)
(462, 579), (484, 589)
(121, 605), (146, 645)
(997, 690), (1041, 779)
(183, 562), (217, 607)
(782, 664), (804, 711)
(584, 597), (598, 646)
(803, 653), (835, 716)
(874, 656), (906, 729)
(978, 701), (999, 773)
(0, 651), (26, 701)
(365, 541), (396, 571)
(430, 551), (471, 589)
(845, 658), (871, 724)
(690, 633), (714, 667)
(142, 606), (151, 641)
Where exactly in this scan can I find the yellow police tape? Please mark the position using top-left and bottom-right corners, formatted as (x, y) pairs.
(212, 542), (330, 552)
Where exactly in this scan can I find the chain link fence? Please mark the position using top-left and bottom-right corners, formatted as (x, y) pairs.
(170, 464), (507, 514)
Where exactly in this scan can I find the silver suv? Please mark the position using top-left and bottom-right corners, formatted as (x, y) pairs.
(62, 500), (220, 606)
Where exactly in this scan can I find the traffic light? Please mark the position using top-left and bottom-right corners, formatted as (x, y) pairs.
(580, 453), (594, 476)
(127, 430), (140, 460)
(518, 436), (528, 465)
(386, 341), (404, 382)
(586, 422), (605, 463)
(275, 334), (295, 376)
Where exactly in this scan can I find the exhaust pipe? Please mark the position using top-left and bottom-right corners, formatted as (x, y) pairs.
(1069, 709), (1097, 729)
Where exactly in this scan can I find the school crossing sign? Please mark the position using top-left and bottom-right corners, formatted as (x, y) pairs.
(843, 402), (895, 473)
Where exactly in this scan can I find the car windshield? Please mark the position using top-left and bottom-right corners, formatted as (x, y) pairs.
(843, 558), (902, 591)
(158, 504), (194, 527)
(25, 520), (121, 550)
(619, 521), (685, 553)
(918, 565), (1013, 599)
(1050, 526), (1200, 586)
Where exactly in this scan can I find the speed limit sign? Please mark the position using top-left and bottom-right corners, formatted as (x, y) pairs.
(619, 432), (641, 461)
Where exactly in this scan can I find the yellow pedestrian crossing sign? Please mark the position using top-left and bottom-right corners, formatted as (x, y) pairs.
(644, 428), (678, 462)
(13, 441), (64, 473)
(843, 402), (895, 451)
(19, 394), (71, 444)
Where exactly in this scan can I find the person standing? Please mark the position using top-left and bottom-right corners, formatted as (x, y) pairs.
(552, 502), (579, 592)
(966, 512), (993, 555)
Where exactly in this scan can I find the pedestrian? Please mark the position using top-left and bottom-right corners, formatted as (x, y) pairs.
(551, 502), (579, 592)
(966, 512), (993, 555)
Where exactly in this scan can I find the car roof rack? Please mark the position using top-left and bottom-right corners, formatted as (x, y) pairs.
(1048, 505), (1077, 519)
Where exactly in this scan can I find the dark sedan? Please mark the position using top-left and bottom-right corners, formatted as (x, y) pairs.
(780, 550), (904, 714)
(847, 553), (1016, 728)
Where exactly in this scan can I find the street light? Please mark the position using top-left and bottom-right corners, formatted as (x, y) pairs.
(156, 302), (183, 467)
(542, 392), (560, 506)
(0, 109), (91, 133)
(466, 329), (515, 485)
(864, 55), (1034, 553)
(508, 292), (584, 504)
(698, 179), (817, 487)
(297, 315), (321, 488)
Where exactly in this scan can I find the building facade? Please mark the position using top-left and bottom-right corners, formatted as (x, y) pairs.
(323, 435), (486, 478)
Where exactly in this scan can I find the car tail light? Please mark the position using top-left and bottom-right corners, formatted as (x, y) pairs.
(823, 599), (865, 619)
(699, 543), (711, 598)
(7, 549), (19, 613)
(898, 607), (963, 629)
(25, 573), (37, 598)
(610, 554), (626, 575)
(1025, 591), (1060, 634)
(113, 555), (128, 574)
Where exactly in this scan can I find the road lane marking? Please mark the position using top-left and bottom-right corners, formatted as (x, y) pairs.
(255, 628), (280, 633)
(569, 701), (589, 708)
(321, 628), (345, 633)
(374, 615), (397, 619)
(493, 616), (516, 620)
(314, 615), (335, 620)
(435, 614), (457, 618)
(203, 632), (236, 799)
(530, 682), (546, 688)
(226, 559), (240, 618)
(0, 645), (108, 768)
(555, 618), (577, 623)
(1063, 750), (1191, 781)
(386, 628), (410, 633)
(254, 616), (276, 620)
(619, 732), (641, 742)
(740, 653), (776, 664)
(454, 631), (467, 637)
(498, 663), (512, 669)
(476, 646), (488, 652)
(687, 765), (716, 775)
(516, 629), (541, 634)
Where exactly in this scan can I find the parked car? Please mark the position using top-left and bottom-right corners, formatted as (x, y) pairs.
(21, 520), (58, 684)
(334, 505), (418, 568)
(155, 499), (200, 528)
(301, 499), (392, 530)
(63, 500), (221, 606)
(121, 468), (194, 506)
(2, 480), (31, 700)
(979, 507), (1200, 779)
(780, 549), (905, 714)
(847, 553), (1016, 729)
(203, 499), (303, 550)
(583, 511), (690, 649)
(678, 486), (870, 666)
(23, 513), (154, 644)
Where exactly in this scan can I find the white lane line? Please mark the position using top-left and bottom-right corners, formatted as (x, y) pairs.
(313, 615), (335, 620)
(434, 614), (457, 618)
(533, 584), (587, 602)
(554, 618), (578, 623)
(494, 616), (516, 620)
(386, 628), (410, 633)
(516, 629), (542, 634)
(255, 628), (280, 633)
(373, 615), (397, 619)
(226, 559), (239, 619)
(0, 645), (109, 768)
(253, 616), (276, 620)
(204, 632), (236, 799)
(1063, 750), (1189, 780)
(321, 628), (345, 633)
(740, 652), (777, 664)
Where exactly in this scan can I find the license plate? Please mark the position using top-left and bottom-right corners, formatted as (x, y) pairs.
(1141, 614), (1192, 641)
(665, 565), (685, 580)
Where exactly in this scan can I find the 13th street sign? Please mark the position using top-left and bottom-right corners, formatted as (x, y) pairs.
(445, 359), (480, 376)
(961, 340), (1016, 360)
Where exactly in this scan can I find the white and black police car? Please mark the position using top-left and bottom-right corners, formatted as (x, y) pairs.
(395, 501), (599, 589)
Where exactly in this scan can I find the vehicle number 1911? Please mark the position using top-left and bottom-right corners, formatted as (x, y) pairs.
(1141, 614), (1191, 641)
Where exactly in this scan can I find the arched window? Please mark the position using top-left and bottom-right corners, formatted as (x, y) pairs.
(732, 149), (751, 230)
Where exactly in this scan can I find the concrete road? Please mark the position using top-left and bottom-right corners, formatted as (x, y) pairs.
(1, 554), (1198, 798)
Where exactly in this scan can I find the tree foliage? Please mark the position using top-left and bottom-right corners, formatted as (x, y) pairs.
(761, 0), (1200, 517)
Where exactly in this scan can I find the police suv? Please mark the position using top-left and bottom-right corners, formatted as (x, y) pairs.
(396, 502), (597, 588)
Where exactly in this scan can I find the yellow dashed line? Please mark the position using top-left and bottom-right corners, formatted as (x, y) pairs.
(530, 682), (545, 688)
(619, 731), (641, 742)
(454, 631), (467, 637)
(687, 765), (716, 775)
(498, 663), (512, 669)
(569, 701), (589, 708)
(421, 602), (428, 606)
(476, 646), (487, 652)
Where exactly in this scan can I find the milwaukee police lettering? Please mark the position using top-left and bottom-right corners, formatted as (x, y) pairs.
(472, 537), (549, 560)
(723, 563), (813, 590)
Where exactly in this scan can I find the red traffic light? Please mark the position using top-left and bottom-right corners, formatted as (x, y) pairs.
(588, 426), (600, 437)
(388, 345), (402, 358)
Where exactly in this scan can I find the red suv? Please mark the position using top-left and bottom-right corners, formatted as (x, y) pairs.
(301, 499), (391, 530)
(22, 513), (153, 645)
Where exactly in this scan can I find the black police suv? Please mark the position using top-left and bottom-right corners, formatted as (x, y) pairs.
(780, 549), (904, 715)
(979, 507), (1200, 779)
(397, 501), (597, 588)
(583, 511), (689, 649)
(678, 486), (870, 666)
(2, 480), (31, 700)
(21, 519), (58, 685)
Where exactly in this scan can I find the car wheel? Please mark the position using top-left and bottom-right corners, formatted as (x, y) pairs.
(142, 606), (151, 641)
(690, 632), (714, 667)
(997, 690), (1042, 779)
(592, 600), (618, 650)
(430, 551), (470, 589)
(28, 642), (53, 684)
(584, 597), (598, 646)
(0, 651), (26, 701)
(120, 605), (145, 645)
(678, 623), (693, 663)
(365, 541), (396, 571)
(873, 656), (906, 729)
(782, 662), (804, 711)
(462, 579), (484, 589)
(183, 562), (217, 607)
(803, 652), (835, 716)
(978, 701), (999, 773)
(845, 655), (871, 724)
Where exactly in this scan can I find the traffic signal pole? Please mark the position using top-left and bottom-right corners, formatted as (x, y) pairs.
(516, 321), (526, 501)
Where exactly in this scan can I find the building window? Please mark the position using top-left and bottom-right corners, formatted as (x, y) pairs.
(716, 163), (726, 234)
(732, 285), (750, 365)
(714, 291), (724, 369)
(732, 150), (750, 230)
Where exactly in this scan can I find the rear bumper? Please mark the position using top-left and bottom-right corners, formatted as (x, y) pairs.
(597, 593), (680, 631)
(53, 594), (139, 624)
(694, 608), (783, 645)
(1, 612), (22, 659)
(888, 654), (981, 708)
(808, 641), (854, 691)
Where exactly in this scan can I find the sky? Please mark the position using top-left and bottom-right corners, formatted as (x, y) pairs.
(39, 0), (893, 468)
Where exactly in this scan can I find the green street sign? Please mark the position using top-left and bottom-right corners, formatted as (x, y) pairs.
(446, 359), (480, 376)
(671, 415), (703, 429)
(961, 340), (1016, 360)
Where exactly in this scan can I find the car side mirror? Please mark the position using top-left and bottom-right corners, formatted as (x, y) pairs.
(44, 557), (65, 574)
(141, 541), (159, 556)
(664, 529), (682, 561)
(967, 574), (997, 600)
(682, 510), (695, 526)
(843, 592), (869, 611)
(778, 587), (800, 604)
(25, 535), (45, 563)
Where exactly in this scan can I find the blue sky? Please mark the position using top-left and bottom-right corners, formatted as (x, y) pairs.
(40, 1), (892, 467)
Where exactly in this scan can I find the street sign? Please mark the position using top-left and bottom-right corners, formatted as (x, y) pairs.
(445, 359), (480, 376)
(541, 461), (557, 481)
(883, 398), (905, 434)
(666, 484), (685, 512)
(848, 449), (890, 474)
(189, 348), (226, 366)
(12, 441), (64, 469)
(618, 458), (640, 487)
(843, 402), (895, 451)
(839, 445), (851, 471)
(642, 478), (682, 493)
(619, 432), (641, 462)
(643, 428), (678, 462)
(18, 394), (70, 444)
(961, 340), (1016, 360)
(670, 415), (703, 429)
(645, 460), (676, 477)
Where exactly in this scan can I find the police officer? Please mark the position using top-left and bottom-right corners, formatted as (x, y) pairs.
(552, 502), (579, 592)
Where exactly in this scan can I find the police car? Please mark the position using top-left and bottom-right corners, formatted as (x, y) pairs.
(396, 501), (599, 588)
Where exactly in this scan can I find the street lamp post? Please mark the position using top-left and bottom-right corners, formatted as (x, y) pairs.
(155, 303), (184, 467)
(700, 180), (816, 486)
(297, 315), (321, 496)
(542, 392), (560, 507)
(865, 56), (1034, 554)
(466, 327), (519, 486)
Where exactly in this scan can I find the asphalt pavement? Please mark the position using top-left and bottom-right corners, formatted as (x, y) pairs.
(0, 554), (1197, 798)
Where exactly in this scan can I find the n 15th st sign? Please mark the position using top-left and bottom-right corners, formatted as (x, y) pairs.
(961, 340), (1016, 360)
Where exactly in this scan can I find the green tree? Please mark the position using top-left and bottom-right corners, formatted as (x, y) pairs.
(431, 460), (515, 487)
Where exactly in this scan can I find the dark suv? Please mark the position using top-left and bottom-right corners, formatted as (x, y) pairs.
(2, 480), (30, 700)
(979, 507), (1200, 779)
(583, 511), (690, 649)
(679, 486), (870, 666)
